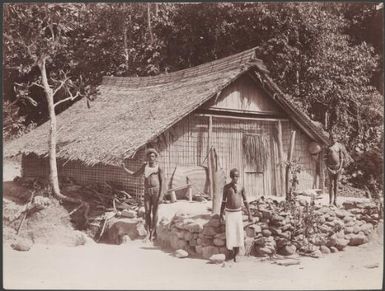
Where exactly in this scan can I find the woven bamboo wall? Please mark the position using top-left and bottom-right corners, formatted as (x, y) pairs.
(21, 115), (317, 199)
(22, 152), (145, 195)
(156, 114), (317, 200)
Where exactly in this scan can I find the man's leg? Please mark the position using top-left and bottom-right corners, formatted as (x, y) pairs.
(328, 173), (333, 205)
(144, 197), (151, 239)
(151, 197), (159, 240)
(333, 174), (339, 206)
(233, 247), (239, 262)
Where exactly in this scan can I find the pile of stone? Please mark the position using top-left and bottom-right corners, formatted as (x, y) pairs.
(157, 197), (382, 260)
(157, 213), (231, 259)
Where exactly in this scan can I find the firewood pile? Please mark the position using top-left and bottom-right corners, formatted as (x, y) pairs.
(60, 178), (145, 239)
(13, 176), (144, 239)
(156, 196), (382, 260)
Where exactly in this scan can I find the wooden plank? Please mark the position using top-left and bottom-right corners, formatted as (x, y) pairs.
(196, 113), (289, 122)
(270, 134), (278, 196)
(264, 135), (272, 196)
(285, 130), (296, 199)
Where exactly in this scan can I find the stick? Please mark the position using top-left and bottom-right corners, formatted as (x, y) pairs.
(97, 212), (116, 242)
(68, 204), (83, 216)
(97, 219), (108, 242)
(16, 191), (35, 235)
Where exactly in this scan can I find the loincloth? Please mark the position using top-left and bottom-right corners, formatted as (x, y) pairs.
(225, 209), (244, 249)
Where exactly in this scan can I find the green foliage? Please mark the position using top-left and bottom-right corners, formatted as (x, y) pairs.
(3, 100), (36, 141)
(3, 3), (383, 190)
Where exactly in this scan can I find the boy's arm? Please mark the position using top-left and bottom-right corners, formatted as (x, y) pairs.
(220, 186), (227, 222)
(241, 188), (252, 222)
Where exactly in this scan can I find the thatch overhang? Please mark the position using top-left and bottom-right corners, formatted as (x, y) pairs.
(4, 47), (329, 166)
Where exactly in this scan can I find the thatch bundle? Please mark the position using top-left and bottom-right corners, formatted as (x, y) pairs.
(242, 134), (268, 172)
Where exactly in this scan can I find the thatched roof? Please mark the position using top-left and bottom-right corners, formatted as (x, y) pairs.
(5, 47), (329, 166)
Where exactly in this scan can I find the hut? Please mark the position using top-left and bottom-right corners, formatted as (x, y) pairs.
(5, 47), (329, 201)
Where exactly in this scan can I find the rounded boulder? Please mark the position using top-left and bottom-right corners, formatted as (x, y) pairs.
(209, 254), (226, 264)
(175, 249), (189, 258)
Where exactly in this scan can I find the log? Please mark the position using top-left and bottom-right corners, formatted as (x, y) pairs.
(285, 131), (296, 200)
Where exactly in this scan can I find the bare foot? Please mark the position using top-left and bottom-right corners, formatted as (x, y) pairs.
(143, 233), (151, 243)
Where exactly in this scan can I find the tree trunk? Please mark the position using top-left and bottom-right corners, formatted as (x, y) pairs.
(147, 3), (154, 44)
(38, 57), (89, 225)
(39, 58), (61, 195)
(123, 24), (129, 74)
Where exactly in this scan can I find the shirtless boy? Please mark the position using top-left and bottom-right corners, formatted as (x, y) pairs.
(220, 168), (252, 262)
(122, 148), (163, 240)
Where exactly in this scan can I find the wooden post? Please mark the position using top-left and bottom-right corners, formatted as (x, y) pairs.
(285, 130), (296, 200)
(312, 153), (320, 189)
(276, 121), (285, 196)
(207, 116), (213, 195)
(186, 177), (193, 202)
(170, 191), (177, 203)
(211, 151), (222, 215)
(187, 186), (193, 202)
(319, 149), (325, 193)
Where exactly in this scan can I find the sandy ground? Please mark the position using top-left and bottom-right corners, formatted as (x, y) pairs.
(3, 200), (384, 290)
(3, 159), (384, 290)
(3, 233), (383, 290)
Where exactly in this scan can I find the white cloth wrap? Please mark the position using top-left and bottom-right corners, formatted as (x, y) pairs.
(225, 210), (244, 249)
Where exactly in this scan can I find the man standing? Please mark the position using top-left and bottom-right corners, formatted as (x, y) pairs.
(325, 132), (351, 206)
(122, 148), (163, 240)
(220, 168), (252, 262)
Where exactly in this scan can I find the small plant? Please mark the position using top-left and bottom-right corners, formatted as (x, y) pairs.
(283, 159), (302, 201)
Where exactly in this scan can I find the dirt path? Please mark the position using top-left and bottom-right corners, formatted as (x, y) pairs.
(3, 159), (383, 290)
(3, 234), (383, 290)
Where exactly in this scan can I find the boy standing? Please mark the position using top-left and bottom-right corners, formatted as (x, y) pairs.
(220, 168), (252, 262)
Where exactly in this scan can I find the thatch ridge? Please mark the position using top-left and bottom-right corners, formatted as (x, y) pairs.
(4, 46), (328, 166)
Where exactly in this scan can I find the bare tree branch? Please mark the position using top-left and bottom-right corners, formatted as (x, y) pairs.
(54, 91), (82, 108)
(52, 77), (70, 96)
(31, 81), (45, 89)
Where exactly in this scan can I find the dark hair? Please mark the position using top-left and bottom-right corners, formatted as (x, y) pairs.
(230, 168), (239, 178)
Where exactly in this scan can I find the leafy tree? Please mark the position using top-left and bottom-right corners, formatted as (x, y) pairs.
(4, 3), (383, 192)
(3, 3), (92, 222)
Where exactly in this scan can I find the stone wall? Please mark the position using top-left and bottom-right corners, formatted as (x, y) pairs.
(156, 198), (382, 260)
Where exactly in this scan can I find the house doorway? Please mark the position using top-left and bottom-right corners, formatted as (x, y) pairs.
(242, 134), (270, 201)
